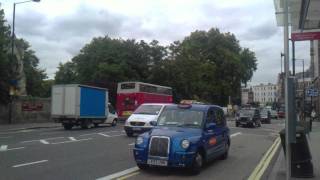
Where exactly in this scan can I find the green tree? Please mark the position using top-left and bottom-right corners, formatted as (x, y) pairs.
(15, 38), (47, 97)
(152, 28), (257, 105)
(0, 5), (11, 104)
(40, 79), (54, 97)
(55, 62), (77, 84)
(55, 29), (257, 106)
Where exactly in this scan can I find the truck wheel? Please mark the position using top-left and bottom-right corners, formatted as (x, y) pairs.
(137, 163), (148, 170)
(111, 119), (117, 127)
(190, 152), (203, 175)
(81, 121), (89, 129)
(63, 124), (73, 130)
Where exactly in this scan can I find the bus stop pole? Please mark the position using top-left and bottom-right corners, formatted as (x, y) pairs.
(283, 0), (292, 179)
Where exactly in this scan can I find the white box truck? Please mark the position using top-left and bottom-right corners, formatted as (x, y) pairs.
(51, 84), (118, 130)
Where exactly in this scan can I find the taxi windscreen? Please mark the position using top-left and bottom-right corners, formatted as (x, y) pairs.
(133, 105), (162, 115)
(158, 108), (204, 128)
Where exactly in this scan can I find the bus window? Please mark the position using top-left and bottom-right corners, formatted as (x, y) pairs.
(121, 83), (135, 89)
(140, 84), (157, 93)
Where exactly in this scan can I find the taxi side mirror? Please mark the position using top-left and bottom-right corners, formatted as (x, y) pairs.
(206, 123), (216, 130)
(150, 121), (157, 126)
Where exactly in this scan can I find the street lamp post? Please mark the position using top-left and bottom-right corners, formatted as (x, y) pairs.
(11, 0), (40, 58)
(9, 0), (40, 124)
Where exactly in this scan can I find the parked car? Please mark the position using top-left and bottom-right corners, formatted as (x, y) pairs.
(133, 104), (230, 174)
(260, 109), (271, 124)
(270, 110), (278, 119)
(278, 107), (285, 118)
(235, 108), (261, 128)
(124, 103), (169, 137)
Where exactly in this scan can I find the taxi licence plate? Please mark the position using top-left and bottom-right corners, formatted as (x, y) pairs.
(147, 159), (168, 166)
(132, 127), (142, 131)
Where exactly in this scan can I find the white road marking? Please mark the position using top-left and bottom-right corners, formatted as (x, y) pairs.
(107, 130), (122, 133)
(128, 143), (135, 146)
(98, 133), (110, 137)
(0, 136), (12, 139)
(231, 132), (242, 137)
(40, 140), (49, 144)
(69, 137), (77, 141)
(96, 166), (139, 180)
(12, 160), (48, 168)
(0, 129), (34, 135)
(0, 145), (8, 151)
(109, 134), (126, 137)
(79, 132), (98, 136)
(6, 147), (25, 151)
(51, 138), (92, 145)
(22, 137), (64, 143)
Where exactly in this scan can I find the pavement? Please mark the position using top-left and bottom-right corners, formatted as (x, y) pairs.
(0, 119), (285, 180)
(0, 122), (60, 132)
(267, 122), (320, 180)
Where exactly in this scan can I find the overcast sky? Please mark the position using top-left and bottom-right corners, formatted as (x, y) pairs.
(1, 0), (311, 85)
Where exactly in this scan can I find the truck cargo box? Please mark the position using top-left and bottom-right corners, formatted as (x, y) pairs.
(51, 84), (108, 118)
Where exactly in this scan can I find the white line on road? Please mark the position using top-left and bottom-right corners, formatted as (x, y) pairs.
(109, 134), (126, 137)
(22, 137), (64, 143)
(0, 136), (12, 139)
(6, 147), (25, 151)
(12, 160), (48, 168)
(98, 133), (110, 137)
(69, 137), (77, 141)
(231, 132), (242, 138)
(40, 140), (49, 144)
(96, 166), (139, 180)
(128, 143), (135, 146)
(51, 138), (92, 145)
(0, 145), (8, 151)
(79, 132), (99, 136)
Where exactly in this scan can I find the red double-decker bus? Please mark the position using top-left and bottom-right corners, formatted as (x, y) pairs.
(116, 82), (173, 119)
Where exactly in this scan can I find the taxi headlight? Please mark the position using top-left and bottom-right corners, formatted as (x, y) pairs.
(136, 137), (144, 145)
(181, 139), (190, 149)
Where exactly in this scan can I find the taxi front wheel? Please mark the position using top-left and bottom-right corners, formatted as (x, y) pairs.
(190, 152), (203, 175)
(137, 163), (148, 170)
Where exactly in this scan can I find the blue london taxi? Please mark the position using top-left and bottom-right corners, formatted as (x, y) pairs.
(133, 103), (230, 174)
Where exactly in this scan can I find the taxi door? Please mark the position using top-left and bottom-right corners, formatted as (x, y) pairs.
(203, 107), (223, 160)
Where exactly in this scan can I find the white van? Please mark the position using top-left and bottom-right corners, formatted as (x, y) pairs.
(124, 103), (169, 136)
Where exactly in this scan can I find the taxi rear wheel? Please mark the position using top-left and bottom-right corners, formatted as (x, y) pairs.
(220, 142), (229, 160)
(190, 152), (203, 175)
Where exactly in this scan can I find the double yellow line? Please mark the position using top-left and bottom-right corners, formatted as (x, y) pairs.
(248, 137), (281, 180)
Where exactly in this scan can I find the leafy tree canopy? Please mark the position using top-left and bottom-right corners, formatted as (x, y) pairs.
(55, 28), (257, 106)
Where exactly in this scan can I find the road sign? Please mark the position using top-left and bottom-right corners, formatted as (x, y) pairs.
(306, 88), (318, 97)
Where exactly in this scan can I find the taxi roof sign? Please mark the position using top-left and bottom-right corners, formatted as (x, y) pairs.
(180, 100), (205, 105)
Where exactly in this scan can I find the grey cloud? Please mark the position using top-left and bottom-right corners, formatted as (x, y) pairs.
(47, 5), (126, 42)
(15, 11), (48, 36)
(241, 20), (279, 41)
